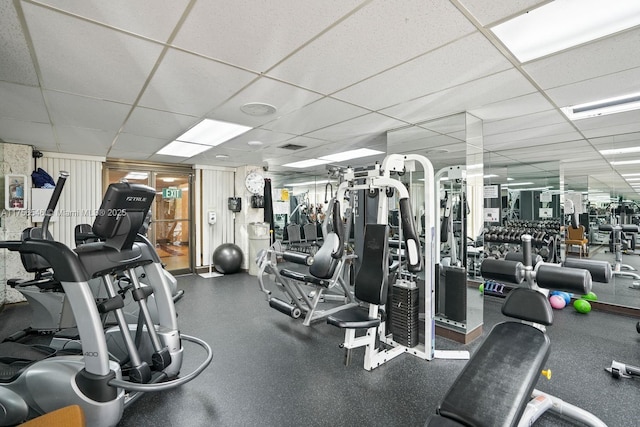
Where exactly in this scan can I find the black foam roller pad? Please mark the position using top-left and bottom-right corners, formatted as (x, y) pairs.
(536, 264), (591, 294)
(504, 251), (543, 267)
(282, 251), (314, 266)
(562, 258), (612, 283)
(598, 224), (613, 232)
(480, 259), (524, 284)
(269, 298), (299, 318)
(622, 224), (639, 233)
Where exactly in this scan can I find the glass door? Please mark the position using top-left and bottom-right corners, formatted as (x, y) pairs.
(153, 173), (191, 272)
(106, 167), (193, 273)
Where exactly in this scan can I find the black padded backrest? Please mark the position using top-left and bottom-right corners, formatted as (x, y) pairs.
(303, 223), (318, 241)
(502, 287), (553, 325)
(309, 233), (340, 279)
(354, 224), (389, 305)
(92, 182), (155, 251)
(437, 322), (551, 427)
(20, 227), (54, 272)
(286, 224), (302, 243)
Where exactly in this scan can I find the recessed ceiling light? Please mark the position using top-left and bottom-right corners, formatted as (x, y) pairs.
(161, 177), (177, 183)
(240, 102), (277, 116)
(610, 159), (640, 166)
(319, 148), (384, 162)
(156, 141), (211, 157)
(484, 174), (499, 178)
(177, 119), (252, 147)
(622, 173), (640, 177)
(124, 172), (148, 180)
(600, 146), (640, 156)
(563, 92), (640, 120)
(216, 154), (229, 159)
(283, 159), (332, 168)
(425, 148), (449, 154)
(247, 140), (263, 147)
(504, 182), (535, 187)
(491, 0), (640, 63)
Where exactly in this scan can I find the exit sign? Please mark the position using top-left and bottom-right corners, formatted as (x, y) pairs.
(162, 187), (182, 199)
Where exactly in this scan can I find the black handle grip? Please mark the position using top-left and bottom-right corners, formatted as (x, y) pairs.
(399, 197), (422, 273)
(41, 171), (70, 240)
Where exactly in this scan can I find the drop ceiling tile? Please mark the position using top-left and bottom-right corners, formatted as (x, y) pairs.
(107, 149), (153, 161)
(470, 93), (555, 122)
(0, 82), (48, 122)
(0, 1), (39, 85)
(32, 0), (191, 42)
(23, 2), (164, 103)
(306, 113), (406, 141)
(110, 133), (169, 154)
(268, 0), (476, 94)
(0, 117), (55, 145)
(260, 136), (328, 156)
(544, 66), (640, 107)
(572, 110), (640, 133)
(55, 126), (115, 151)
(588, 132), (640, 149)
(261, 98), (369, 135)
(333, 32), (512, 111)
(208, 77), (323, 128)
(484, 126), (582, 149)
(173, 0), (364, 72)
(45, 90), (130, 130)
(524, 28), (640, 90)
(218, 128), (297, 151)
(139, 48), (258, 117)
(124, 107), (199, 140)
(582, 121), (640, 139)
(484, 109), (566, 136)
(457, 0), (546, 26)
(381, 69), (536, 124)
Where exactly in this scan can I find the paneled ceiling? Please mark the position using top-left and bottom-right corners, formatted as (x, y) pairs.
(1, 0), (639, 196)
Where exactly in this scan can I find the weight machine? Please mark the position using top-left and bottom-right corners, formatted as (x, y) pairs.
(327, 154), (469, 371)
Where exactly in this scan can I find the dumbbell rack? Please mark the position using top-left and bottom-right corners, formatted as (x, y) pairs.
(484, 219), (560, 263)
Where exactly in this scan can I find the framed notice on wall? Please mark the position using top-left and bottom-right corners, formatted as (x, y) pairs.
(484, 208), (500, 223)
(484, 185), (499, 199)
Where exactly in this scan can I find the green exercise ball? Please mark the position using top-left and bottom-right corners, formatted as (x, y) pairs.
(573, 299), (591, 314)
(479, 283), (484, 294)
(581, 291), (597, 301)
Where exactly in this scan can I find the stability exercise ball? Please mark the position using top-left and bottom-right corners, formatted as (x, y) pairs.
(213, 243), (243, 274)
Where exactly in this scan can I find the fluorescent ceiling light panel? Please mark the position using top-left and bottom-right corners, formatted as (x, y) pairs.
(319, 148), (384, 162)
(622, 173), (640, 177)
(610, 159), (640, 165)
(563, 92), (640, 120)
(283, 159), (331, 168)
(124, 172), (148, 180)
(177, 119), (252, 146)
(625, 178), (640, 181)
(484, 174), (499, 178)
(491, 0), (640, 63)
(600, 145), (640, 156)
(505, 182), (534, 187)
(156, 141), (212, 157)
(284, 180), (330, 187)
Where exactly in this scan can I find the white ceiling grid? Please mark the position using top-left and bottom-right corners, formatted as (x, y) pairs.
(0, 0), (638, 196)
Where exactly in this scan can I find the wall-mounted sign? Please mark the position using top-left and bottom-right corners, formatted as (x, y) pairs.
(162, 187), (182, 199)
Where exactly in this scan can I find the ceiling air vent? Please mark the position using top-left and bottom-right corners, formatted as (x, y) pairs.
(280, 143), (306, 150)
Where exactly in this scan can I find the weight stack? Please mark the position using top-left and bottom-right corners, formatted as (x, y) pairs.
(390, 280), (419, 347)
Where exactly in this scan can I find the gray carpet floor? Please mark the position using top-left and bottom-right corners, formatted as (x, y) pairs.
(2, 271), (640, 426)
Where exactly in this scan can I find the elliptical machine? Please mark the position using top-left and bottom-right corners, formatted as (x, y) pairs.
(0, 172), (212, 426)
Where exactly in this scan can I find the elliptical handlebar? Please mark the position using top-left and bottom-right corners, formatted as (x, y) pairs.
(41, 171), (70, 240)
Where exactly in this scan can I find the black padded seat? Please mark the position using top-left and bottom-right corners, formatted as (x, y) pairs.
(326, 306), (380, 329)
(435, 322), (550, 427)
(279, 269), (331, 288)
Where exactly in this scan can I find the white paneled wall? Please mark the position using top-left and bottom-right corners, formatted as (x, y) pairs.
(196, 167), (236, 268)
(38, 152), (104, 249)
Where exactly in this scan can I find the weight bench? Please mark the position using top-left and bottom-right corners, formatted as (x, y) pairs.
(426, 234), (607, 427)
